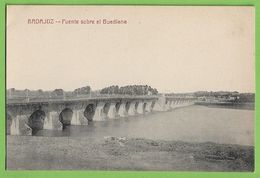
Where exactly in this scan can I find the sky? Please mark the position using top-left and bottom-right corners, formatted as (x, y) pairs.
(7, 6), (255, 93)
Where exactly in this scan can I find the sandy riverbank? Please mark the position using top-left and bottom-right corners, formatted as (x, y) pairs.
(6, 135), (254, 171)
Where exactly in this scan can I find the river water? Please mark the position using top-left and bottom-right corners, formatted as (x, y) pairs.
(35, 105), (254, 146)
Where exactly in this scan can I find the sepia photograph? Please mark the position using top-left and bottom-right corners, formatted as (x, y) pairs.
(6, 5), (255, 171)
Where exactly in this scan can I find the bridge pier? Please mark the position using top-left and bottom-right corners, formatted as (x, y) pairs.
(165, 101), (171, 110)
(179, 100), (183, 107)
(153, 97), (166, 111)
(10, 116), (20, 135)
(128, 102), (136, 116)
(93, 102), (105, 121)
(44, 111), (63, 130)
(118, 102), (126, 117)
(137, 102), (144, 114)
(184, 100), (188, 106)
(170, 100), (176, 109)
(145, 101), (152, 112)
(43, 112), (53, 130)
(182, 100), (187, 107)
(107, 102), (116, 119)
(71, 110), (81, 125)
(175, 100), (180, 108)
(71, 109), (87, 125)
(10, 114), (32, 135)
(18, 115), (32, 135)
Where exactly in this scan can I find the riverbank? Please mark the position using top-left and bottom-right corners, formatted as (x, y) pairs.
(7, 135), (254, 171)
(195, 102), (255, 110)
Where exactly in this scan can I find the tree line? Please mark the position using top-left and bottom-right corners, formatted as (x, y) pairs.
(7, 85), (159, 98)
(100, 85), (158, 95)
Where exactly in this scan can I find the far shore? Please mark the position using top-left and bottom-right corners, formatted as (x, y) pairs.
(195, 102), (255, 110)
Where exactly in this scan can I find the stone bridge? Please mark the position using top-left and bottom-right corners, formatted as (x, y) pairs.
(6, 95), (196, 135)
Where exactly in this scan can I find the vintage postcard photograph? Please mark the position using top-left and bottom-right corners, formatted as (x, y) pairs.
(6, 5), (255, 171)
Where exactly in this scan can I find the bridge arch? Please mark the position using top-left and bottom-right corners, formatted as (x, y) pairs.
(84, 104), (96, 121)
(28, 110), (46, 135)
(59, 108), (73, 129)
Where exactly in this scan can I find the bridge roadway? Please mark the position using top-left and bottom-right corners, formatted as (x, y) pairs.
(6, 95), (196, 135)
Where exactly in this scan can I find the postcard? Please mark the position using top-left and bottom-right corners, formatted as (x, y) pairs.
(6, 5), (255, 171)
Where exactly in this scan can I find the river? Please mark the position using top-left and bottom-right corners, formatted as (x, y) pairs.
(33, 105), (254, 146)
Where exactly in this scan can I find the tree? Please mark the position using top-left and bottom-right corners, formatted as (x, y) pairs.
(73, 86), (91, 95)
(52, 89), (64, 96)
(100, 85), (159, 95)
